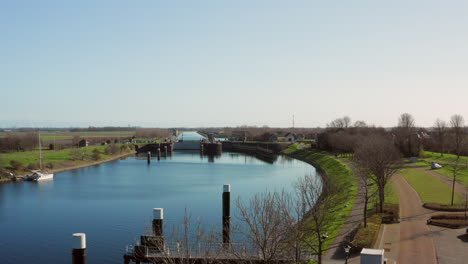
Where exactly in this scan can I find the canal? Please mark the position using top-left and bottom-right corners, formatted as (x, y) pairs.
(0, 151), (317, 264)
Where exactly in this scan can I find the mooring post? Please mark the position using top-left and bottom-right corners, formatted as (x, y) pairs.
(147, 151), (151, 164)
(222, 184), (231, 247)
(164, 145), (168, 156)
(153, 208), (163, 236)
(72, 233), (86, 264)
(157, 148), (161, 161)
(200, 143), (204, 153)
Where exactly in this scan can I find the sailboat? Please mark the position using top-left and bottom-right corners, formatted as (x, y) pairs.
(26, 131), (54, 181)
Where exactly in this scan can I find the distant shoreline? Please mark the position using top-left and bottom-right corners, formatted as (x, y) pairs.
(49, 151), (136, 174)
(1, 151), (136, 183)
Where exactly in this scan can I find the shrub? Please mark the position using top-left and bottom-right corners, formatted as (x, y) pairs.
(92, 148), (101, 161)
(27, 163), (39, 170)
(70, 148), (85, 161)
(9, 160), (24, 170)
(105, 144), (120, 155)
(382, 203), (399, 223)
(431, 213), (468, 220)
(423, 203), (465, 212)
(45, 162), (54, 169)
(351, 214), (382, 253)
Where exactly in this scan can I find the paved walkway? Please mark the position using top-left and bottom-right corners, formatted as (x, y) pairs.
(322, 157), (365, 264)
(430, 225), (468, 264)
(393, 173), (437, 264)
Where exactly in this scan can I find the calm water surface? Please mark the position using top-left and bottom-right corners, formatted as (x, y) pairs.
(0, 151), (317, 264)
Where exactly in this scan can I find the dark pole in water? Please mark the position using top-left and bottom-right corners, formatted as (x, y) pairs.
(157, 148), (161, 161)
(72, 233), (86, 264)
(147, 151), (151, 164)
(152, 208), (163, 236)
(164, 145), (168, 156)
(222, 184), (231, 247)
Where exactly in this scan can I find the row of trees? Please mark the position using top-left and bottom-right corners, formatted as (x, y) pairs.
(321, 113), (467, 159)
(0, 132), (39, 153)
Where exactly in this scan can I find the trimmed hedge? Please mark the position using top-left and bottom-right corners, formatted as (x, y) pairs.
(427, 213), (468, 228)
(423, 203), (466, 212)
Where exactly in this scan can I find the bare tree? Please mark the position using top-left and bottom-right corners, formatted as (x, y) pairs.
(356, 167), (377, 227)
(291, 174), (344, 264)
(448, 160), (464, 206)
(355, 135), (402, 213)
(353, 120), (367, 128)
(236, 191), (289, 263)
(397, 113), (416, 156)
(434, 118), (447, 156)
(450, 114), (465, 160)
(327, 116), (351, 130)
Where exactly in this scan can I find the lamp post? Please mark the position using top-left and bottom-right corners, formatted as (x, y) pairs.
(344, 244), (351, 264)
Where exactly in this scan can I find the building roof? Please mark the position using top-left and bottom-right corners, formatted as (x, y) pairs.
(361, 248), (384, 255)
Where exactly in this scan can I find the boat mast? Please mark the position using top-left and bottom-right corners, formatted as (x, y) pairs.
(39, 131), (42, 170)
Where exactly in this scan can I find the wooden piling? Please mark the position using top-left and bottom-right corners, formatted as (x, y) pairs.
(222, 184), (231, 247)
(72, 233), (86, 264)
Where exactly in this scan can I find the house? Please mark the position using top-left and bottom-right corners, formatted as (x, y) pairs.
(284, 133), (296, 142)
(295, 134), (305, 142)
(78, 139), (90, 148)
(268, 133), (279, 142)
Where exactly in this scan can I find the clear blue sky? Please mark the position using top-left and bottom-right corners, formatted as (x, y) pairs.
(2, 0), (468, 128)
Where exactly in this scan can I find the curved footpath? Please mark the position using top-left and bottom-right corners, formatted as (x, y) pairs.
(323, 157), (365, 264)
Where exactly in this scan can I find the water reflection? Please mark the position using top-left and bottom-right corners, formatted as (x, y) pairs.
(0, 151), (316, 264)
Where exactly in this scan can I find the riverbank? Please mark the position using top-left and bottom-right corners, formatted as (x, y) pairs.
(1, 150), (136, 183)
(282, 146), (358, 256)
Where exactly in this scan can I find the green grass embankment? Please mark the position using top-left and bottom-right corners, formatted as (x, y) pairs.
(283, 145), (358, 253)
(422, 151), (468, 164)
(0, 144), (135, 178)
(399, 167), (464, 204)
(416, 152), (468, 187)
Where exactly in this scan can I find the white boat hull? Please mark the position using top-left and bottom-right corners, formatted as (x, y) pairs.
(26, 172), (54, 181)
(33, 173), (54, 181)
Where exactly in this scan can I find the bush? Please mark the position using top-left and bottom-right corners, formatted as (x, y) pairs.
(105, 144), (120, 155)
(70, 148), (85, 161)
(351, 214), (382, 253)
(423, 203), (466, 212)
(382, 203), (399, 223)
(92, 148), (101, 161)
(431, 213), (468, 220)
(45, 162), (54, 169)
(27, 163), (39, 170)
(10, 160), (24, 170)
(429, 219), (468, 228)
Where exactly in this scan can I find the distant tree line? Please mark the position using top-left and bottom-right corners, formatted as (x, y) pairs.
(318, 113), (468, 158)
(0, 131), (39, 153)
(134, 128), (172, 139)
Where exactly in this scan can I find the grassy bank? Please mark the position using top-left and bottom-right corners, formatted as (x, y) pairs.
(283, 145), (358, 253)
(399, 167), (464, 204)
(0, 144), (135, 178)
(422, 151), (468, 164)
(416, 152), (468, 187)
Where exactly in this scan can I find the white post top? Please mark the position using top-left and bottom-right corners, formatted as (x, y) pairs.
(72, 233), (86, 249)
(153, 208), (163, 220)
(223, 184), (231, 193)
